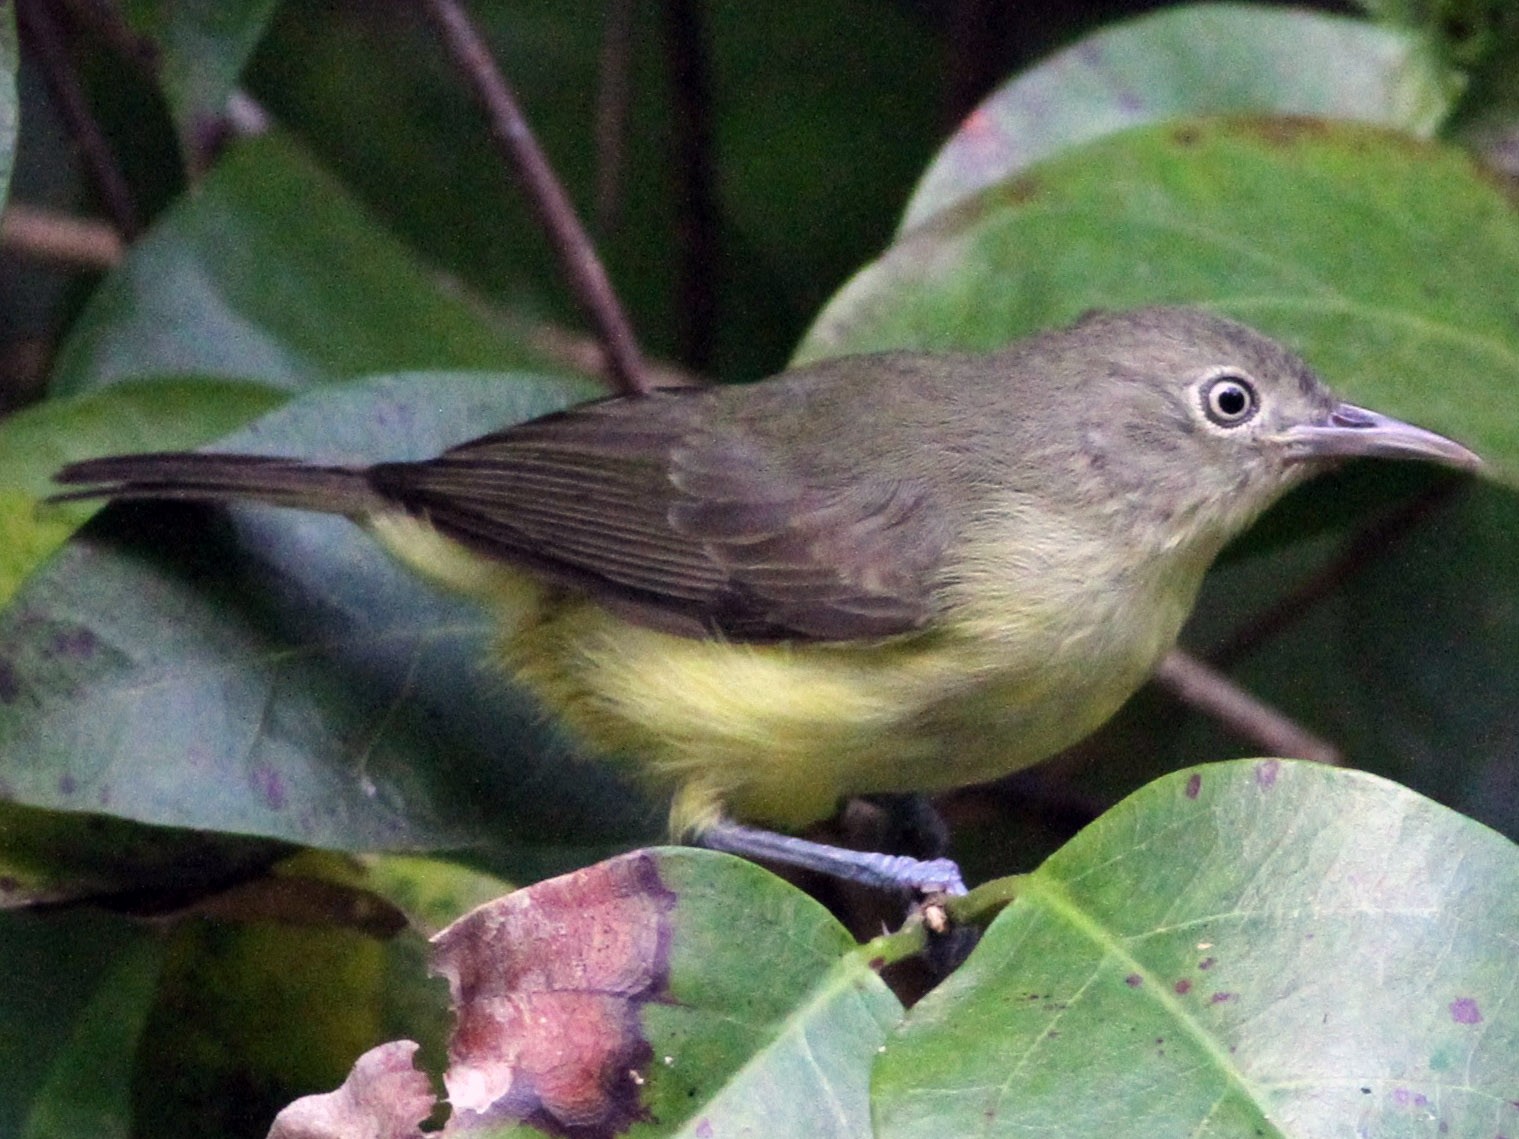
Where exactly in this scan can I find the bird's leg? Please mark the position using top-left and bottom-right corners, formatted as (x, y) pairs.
(696, 817), (967, 896)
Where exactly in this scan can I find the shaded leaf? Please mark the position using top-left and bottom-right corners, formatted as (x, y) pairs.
(118, 0), (280, 168)
(0, 911), (162, 1139)
(876, 761), (1519, 1138)
(49, 132), (548, 395)
(0, 371), (655, 872)
(902, 4), (1456, 231)
(0, 799), (285, 908)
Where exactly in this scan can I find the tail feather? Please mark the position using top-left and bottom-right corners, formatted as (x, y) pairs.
(51, 452), (382, 517)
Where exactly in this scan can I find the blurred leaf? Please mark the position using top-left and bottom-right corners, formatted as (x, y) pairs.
(0, 371), (656, 875)
(48, 132), (549, 396)
(0, 799), (285, 908)
(801, 118), (1519, 483)
(876, 761), (1519, 1138)
(117, 0), (280, 168)
(0, 377), (284, 603)
(0, 911), (162, 1139)
(903, 4), (1457, 231)
(249, 1), (946, 381)
(138, 914), (447, 1138)
(357, 853), (514, 938)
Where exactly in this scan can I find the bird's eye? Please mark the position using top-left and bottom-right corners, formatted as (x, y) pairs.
(1201, 373), (1259, 427)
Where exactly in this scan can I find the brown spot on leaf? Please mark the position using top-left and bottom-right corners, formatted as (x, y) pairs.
(432, 852), (677, 1138)
(1124, 974), (1143, 988)
(1173, 979), (1191, 995)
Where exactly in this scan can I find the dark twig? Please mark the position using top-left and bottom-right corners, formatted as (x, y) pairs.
(1213, 479), (1464, 669)
(1, 202), (123, 268)
(1153, 649), (1341, 764)
(419, 0), (650, 395)
(17, 0), (140, 239)
(594, 0), (636, 235)
(662, 0), (719, 371)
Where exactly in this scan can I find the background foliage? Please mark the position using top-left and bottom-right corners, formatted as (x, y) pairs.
(1, 1), (1518, 1136)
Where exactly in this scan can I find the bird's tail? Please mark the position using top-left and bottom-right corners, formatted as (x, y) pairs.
(51, 452), (384, 517)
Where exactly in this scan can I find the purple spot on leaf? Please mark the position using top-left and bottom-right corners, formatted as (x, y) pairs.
(1255, 759), (1280, 788)
(1174, 979), (1191, 995)
(251, 764), (287, 810)
(1125, 974), (1143, 988)
(1185, 773), (1202, 799)
(57, 774), (77, 795)
(50, 628), (98, 660)
(1450, 997), (1482, 1025)
(695, 1120), (713, 1139)
(0, 876), (17, 893)
(1210, 992), (1235, 1004)
(0, 661), (18, 703)
(1199, 957), (1216, 970)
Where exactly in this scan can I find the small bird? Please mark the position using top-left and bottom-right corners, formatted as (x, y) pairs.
(53, 308), (1478, 893)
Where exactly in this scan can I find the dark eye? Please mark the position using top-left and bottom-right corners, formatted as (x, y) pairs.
(1202, 373), (1258, 427)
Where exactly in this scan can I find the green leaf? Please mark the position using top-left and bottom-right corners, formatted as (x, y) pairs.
(875, 761), (1519, 1138)
(0, 800), (285, 908)
(0, 912), (162, 1139)
(117, 0), (280, 168)
(0, 377), (284, 604)
(0, 371), (655, 873)
(49, 132), (548, 396)
(902, 4), (1457, 232)
(800, 117), (1519, 484)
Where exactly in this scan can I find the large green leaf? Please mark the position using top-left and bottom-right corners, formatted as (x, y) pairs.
(876, 761), (1519, 1137)
(902, 4), (1457, 232)
(0, 371), (655, 875)
(48, 132), (546, 395)
(802, 118), (1519, 482)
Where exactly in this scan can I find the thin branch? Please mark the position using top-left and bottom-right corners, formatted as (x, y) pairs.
(1153, 648), (1341, 765)
(662, 0), (719, 371)
(1, 202), (123, 268)
(418, 0), (650, 395)
(593, 0), (636, 235)
(17, 0), (139, 239)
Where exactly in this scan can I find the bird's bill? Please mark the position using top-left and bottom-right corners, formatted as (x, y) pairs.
(1276, 403), (1481, 470)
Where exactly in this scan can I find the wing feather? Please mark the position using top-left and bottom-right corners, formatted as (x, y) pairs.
(366, 390), (950, 641)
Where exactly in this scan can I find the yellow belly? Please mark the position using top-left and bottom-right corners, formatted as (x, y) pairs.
(497, 585), (1184, 836)
(369, 512), (1197, 837)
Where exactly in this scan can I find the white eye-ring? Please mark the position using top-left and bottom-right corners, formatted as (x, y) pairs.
(1201, 371), (1259, 427)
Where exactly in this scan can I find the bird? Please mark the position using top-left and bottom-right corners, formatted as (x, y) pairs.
(52, 307), (1479, 894)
